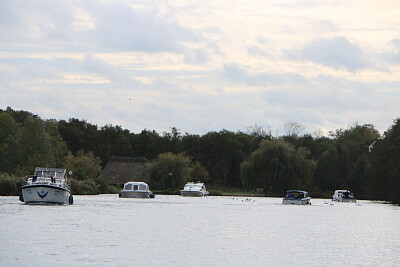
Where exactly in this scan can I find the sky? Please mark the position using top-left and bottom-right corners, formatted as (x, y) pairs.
(1, 0), (399, 136)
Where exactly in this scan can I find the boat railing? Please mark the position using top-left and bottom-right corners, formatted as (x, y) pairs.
(25, 175), (70, 189)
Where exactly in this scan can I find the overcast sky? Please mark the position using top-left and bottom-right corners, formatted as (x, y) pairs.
(1, 0), (399, 136)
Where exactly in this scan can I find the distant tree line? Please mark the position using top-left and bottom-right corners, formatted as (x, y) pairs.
(0, 107), (398, 204)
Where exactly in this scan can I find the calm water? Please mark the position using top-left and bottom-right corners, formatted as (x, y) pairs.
(1, 195), (399, 266)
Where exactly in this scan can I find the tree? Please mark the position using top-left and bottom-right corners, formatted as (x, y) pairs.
(241, 139), (316, 195)
(329, 123), (380, 197)
(11, 116), (54, 175)
(365, 118), (400, 203)
(190, 161), (210, 183)
(148, 153), (192, 190)
(284, 121), (305, 137)
(0, 113), (19, 172)
(63, 150), (102, 180)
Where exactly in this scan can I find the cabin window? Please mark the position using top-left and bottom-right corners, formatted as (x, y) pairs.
(133, 185), (139, 191)
(139, 184), (147, 190)
(124, 184), (132, 190)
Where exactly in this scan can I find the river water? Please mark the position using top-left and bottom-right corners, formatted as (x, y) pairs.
(1, 195), (399, 266)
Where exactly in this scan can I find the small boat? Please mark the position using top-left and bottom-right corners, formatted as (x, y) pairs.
(119, 181), (155, 198)
(180, 182), (209, 197)
(282, 190), (311, 205)
(332, 190), (356, 202)
(20, 167), (73, 204)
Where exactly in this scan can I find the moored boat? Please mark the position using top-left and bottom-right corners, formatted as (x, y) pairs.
(180, 182), (209, 197)
(282, 190), (311, 205)
(119, 181), (155, 198)
(20, 167), (73, 204)
(332, 190), (356, 202)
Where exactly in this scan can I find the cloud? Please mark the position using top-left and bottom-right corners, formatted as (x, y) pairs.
(222, 63), (308, 86)
(286, 37), (370, 72)
(382, 39), (400, 64)
(82, 1), (200, 53)
(184, 48), (209, 64)
(0, 0), (201, 54)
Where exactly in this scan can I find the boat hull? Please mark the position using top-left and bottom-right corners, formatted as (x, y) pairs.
(332, 197), (356, 203)
(120, 191), (153, 198)
(22, 185), (71, 204)
(180, 190), (209, 197)
(282, 197), (311, 205)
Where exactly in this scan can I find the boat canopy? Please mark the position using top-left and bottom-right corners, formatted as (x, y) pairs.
(34, 167), (66, 178)
(183, 182), (205, 191)
(285, 190), (308, 198)
(123, 182), (149, 191)
(334, 190), (354, 198)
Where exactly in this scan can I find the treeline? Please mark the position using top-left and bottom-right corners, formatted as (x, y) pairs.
(0, 107), (399, 203)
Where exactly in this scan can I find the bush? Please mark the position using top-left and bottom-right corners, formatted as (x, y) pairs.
(0, 173), (24, 196)
(70, 178), (101, 195)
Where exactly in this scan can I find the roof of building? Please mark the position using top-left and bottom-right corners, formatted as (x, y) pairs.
(98, 156), (149, 185)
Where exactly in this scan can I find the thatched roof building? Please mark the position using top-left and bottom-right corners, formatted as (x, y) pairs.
(98, 156), (149, 185)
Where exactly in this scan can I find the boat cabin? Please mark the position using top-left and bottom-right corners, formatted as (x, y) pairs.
(183, 182), (206, 192)
(285, 190), (309, 199)
(123, 182), (150, 192)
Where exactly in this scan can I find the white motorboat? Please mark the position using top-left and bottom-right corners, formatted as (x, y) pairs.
(180, 182), (209, 197)
(282, 190), (311, 205)
(332, 190), (356, 202)
(119, 181), (155, 198)
(20, 167), (73, 204)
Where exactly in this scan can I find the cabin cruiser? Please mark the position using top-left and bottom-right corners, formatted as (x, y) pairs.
(180, 182), (209, 197)
(119, 181), (155, 198)
(282, 190), (311, 205)
(20, 167), (73, 204)
(332, 190), (356, 202)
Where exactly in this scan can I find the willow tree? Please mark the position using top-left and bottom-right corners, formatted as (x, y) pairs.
(241, 139), (316, 195)
(148, 152), (192, 190)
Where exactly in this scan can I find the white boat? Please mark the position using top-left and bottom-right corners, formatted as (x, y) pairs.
(20, 167), (73, 204)
(119, 181), (155, 198)
(282, 190), (311, 205)
(332, 190), (356, 202)
(180, 182), (209, 197)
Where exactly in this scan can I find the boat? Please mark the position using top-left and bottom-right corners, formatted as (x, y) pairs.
(119, 181), (155, 198)
(282, 190), (311, 205)
(180, 182), (209, 197)
(332, 190), (356, 202)
(20, 167), (73, 204)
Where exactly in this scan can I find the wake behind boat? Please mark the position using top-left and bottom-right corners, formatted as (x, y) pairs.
(20, 167), (73, 204)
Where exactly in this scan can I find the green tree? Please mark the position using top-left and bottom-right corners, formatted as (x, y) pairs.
(148, 153), (192, 190)
(0, 112), (19, 172)
(330, 123), (380, 197)
(241, 139), (316, 195)
(11, 116), (54, 175)
(198, 130), (246, 187)
(365, 118), (400, 203)
(190, 161), (210, 183)
(63, 150), (102, 180)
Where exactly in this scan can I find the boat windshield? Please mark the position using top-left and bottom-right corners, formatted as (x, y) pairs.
(184, 184), (203, 190)
(139, 184), (147, 190)
(124, 183), (148, 191)
(34, 170), (64, 178)
(341, 191), (354, 198)
(286, 191), (307, 198)
(124, 184), (132, 190)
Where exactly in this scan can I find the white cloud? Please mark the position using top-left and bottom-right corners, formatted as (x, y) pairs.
(222, 63), (309, 86)
(286, 37), (371, 72)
